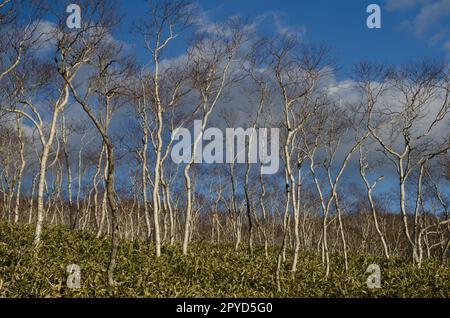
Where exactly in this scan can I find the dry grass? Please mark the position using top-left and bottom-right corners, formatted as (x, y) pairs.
(0, 221), (448, 298)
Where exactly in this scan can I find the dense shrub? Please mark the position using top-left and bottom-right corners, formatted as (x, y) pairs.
(0, 221), (448, 298)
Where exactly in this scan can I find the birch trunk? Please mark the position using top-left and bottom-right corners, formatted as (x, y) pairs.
(14, 116), (26, 223)
(33, 86), (69, 248)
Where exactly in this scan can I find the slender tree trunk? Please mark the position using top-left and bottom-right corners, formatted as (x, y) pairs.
(244, 136), (255, 255)
(94, 144), (105, 236)
(33, 87), (68, 248)
(399, 158), (418, 263)
(182, 162), (193, 255)
(28, 174), (37, 224)
(152, 109), (163, 257)
(105, 142), (120, 286)
(61, 114), (75, 229)
(97, 160), (108, 238)
(291, 166), (301, 273)
(33, 143), (51, 247)
(413, 164), (425, 267)
(14, 116), (26, 223)
(335, 194), (348, 271)
(259, 170), (269, 258)
(140, 126), (152, 243)
(359, 150), (390, 259)
(161, 180), (175, 245)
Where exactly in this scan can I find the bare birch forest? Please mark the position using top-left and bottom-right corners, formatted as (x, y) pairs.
(0, 0), (449, 297)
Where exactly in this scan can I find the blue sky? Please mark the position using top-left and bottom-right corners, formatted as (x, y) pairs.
(119, 0), (450, 79)
(15, 1), (447, 209)
(113, 0), (449, 202)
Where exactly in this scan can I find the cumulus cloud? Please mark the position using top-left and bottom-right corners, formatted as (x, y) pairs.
(30, 20), (58, 56)
(387, 0), (450, 54)
(385, 0), (432, 12)
(29, 19), (129, 58)
(270, 12), (306, 39)
(193, 6), (306, 41)
(411, 0), (450, 35)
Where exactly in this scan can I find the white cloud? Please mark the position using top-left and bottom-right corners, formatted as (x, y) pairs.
(327, 75), (449, 143)
(412, 0), (450, 35)
(388, 0), (450, 54)
(385, 0), (432, 12)
(30, 19), (129, 58)
(30, 20), (58, 55)
(193, 6), (306, 41)
(271, 12), (306, 39)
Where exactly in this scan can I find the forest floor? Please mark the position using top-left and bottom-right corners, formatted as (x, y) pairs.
(0, 221), (448, 298)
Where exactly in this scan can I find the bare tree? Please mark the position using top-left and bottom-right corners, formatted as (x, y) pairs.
(358, 143), (390, 259)
(359, 61), (450, 265)
(136, 0), (193, 257)
(181, 17), (247, 255)
(0, 0), (42, 82)
(60, 0), (129, 285)
(265, 38), (333, 277)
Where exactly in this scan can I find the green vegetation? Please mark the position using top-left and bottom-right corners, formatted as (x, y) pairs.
(0, 221), (448, 298)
